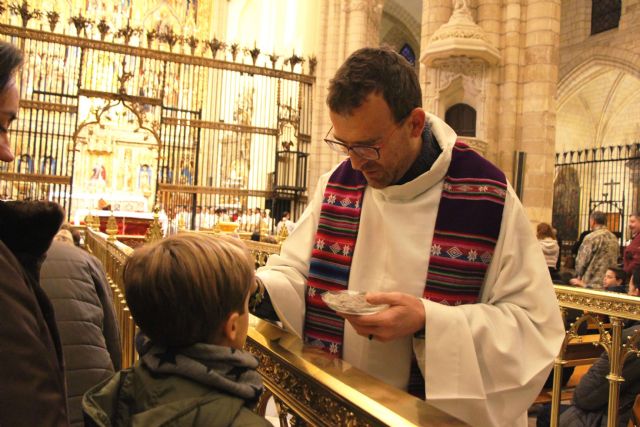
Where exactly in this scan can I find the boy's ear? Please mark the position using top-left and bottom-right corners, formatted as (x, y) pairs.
(223, 312), (240, 343)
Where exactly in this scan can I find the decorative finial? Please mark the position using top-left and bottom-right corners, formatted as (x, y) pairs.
(145, 206), (163, 243)
(106, 213), (118, 241)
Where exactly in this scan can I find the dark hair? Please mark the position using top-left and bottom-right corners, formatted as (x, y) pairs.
(0, 42), (23, 93)
(631, 211), (640, 219)
(608, 266), (626, 284)
(327, 46), (421, 123)
(123, 234), (254, 347)
(590, 211), (607, 226)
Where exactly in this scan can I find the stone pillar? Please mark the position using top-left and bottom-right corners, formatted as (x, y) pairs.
(306, 0), (383, 199)
(420, 0), (453, 112)
(496, 0), (524, 177)
(518, 0), (561, 222)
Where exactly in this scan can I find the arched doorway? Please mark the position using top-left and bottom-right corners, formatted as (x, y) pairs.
(445, 103), (476, 137)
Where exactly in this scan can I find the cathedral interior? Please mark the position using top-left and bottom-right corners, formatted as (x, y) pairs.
(1, 0), (639, 426)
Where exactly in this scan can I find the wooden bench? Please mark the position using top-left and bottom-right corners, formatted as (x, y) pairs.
(533, 334), (603, 405)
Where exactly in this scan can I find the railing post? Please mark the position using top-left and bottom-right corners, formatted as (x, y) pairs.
(607, 316), (624, 427)
(550, 357), (566, 427)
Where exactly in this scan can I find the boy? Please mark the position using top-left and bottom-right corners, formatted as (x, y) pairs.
(83, 234), (270, 426)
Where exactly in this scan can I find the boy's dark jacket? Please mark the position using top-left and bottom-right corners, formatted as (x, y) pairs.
(83, 361), (271, 427)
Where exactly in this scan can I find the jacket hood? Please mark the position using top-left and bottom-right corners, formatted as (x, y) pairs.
(539, 238), (559, 252)
(83, 365), (248, 427)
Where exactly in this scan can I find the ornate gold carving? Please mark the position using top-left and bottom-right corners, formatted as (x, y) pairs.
(78, 89), (162, 107)
(0, 172), (71, 185)
(555, 285), (640, 321)
(145, 207), (163, 243)
(20, 99), (78, 113)
(157, 183), (273, 198)
(245, 338), (377, 427)
(106, 213), (118, 241)
(161, 117), (278, 136)
(0, 24), (315, 84)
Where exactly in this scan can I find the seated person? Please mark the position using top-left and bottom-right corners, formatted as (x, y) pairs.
(538, 267), (640, 427)
(570, 266), (627, 293)
(602, 267), (626, 294)
(83, 234), (270, 426)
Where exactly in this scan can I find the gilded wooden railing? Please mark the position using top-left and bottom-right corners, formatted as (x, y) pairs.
(83, 227), (466, 426)
(84, 226), (137, 369)
(552, 286), (640, 427)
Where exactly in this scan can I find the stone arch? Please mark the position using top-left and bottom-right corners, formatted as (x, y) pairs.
(558, 46), (640, 103)
(380, 0), (421, 67)
(556, 49), (640, 152)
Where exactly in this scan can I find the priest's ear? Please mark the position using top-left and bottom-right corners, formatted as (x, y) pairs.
(407, 108), (426, 138)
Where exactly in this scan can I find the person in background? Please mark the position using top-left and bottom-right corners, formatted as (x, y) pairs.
(58, 222), (82, 247)
(538, 222), (560, 281)
(275, 211), (295, 236)
(602, 266), (626, 294)
(623, 211), (640, 276)
(83, 234), (270, 426)
(41, 227), (121, 427)
(0, 41), (69, 426)
(570, 211), (619, 289)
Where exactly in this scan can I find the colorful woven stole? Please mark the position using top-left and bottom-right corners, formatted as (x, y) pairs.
(303, 142), (507, 379)
(304, 165), (367, 355)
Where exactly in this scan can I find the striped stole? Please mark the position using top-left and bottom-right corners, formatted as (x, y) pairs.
(304, 165), (367, 355)
(303, 142), (507, 362)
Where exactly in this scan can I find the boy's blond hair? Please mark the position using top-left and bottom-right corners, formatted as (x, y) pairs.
(123, 233), (254, 347)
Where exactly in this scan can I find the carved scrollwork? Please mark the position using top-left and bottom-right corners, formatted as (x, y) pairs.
(245, 339), (377, 427)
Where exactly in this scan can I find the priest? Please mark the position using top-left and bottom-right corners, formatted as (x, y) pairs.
(253, 47), (564, 427)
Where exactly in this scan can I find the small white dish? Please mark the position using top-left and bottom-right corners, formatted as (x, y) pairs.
(321, 290), (389, 315)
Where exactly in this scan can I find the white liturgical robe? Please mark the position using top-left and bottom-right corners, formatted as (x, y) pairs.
(256, 114), (564, 427)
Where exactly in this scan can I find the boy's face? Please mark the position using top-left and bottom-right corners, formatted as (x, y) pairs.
(230, 288), (251, 350)
(603, 270), (622, 288)
(629, 279), (639, 297)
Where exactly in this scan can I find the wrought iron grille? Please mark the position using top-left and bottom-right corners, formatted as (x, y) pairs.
(553, 144), (640, 259)
(0, 15), (314, 230)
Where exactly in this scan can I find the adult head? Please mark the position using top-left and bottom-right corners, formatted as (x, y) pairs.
(282, 211), (290, 220)
(326, 47), (426, 188)
(536, 222), (555, 240)
(123, 234), (255, 349)
(589, 211), (607, 230)
(0, 42), (23, 162)
(59, 223), (81, 246)
(629, 211), (640, 237)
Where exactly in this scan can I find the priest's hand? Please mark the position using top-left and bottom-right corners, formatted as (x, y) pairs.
(339, 292), (425, 342)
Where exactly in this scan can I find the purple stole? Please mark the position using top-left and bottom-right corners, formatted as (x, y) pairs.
(304, 142), (507, 392)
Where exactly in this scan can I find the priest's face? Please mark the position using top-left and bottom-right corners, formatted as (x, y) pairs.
(328, 93), (423, 189)
(0, 78), (19, 162)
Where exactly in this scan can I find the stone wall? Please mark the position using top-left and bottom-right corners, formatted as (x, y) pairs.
(420, 0), (561, 223)
(557, 0), (640, 152)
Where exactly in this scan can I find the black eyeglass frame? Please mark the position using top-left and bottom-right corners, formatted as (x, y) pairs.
(322, 116), (408, 161)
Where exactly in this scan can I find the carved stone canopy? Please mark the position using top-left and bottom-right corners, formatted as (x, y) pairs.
(421, 0), (500, 67)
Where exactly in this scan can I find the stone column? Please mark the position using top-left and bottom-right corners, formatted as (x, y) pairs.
(420, 0), (453, 112)
(496, 0), (524, 177)
(518, 0), (561, 222)
(306, 0), (383, 199)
